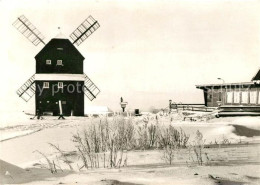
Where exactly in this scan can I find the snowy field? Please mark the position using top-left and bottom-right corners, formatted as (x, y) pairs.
(0, 112), (260, 184)
(1, 111), (259, 143)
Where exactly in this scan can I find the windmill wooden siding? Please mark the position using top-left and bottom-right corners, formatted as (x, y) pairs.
(35, 81), (84, 116)
(196, 69), (260, 115)
(35, 38), (85, 116)
(35, 39), (84, 74)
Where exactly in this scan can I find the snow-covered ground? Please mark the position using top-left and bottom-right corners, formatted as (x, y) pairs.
(0, 112), (260, 184)
(1, 143), (260, 185)
(0, 111), (33, 129)
(0, 112), (90, 141)
(1, 111), (260, 143)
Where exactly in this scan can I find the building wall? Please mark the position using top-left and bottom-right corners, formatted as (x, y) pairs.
(35, 81), (84, 116)
(205, 87), (223, 107)
(204, 84), (260, 107)
(224, 86), (260, 106)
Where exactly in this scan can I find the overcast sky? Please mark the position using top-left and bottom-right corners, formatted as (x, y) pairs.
(0, 0), (259, 112)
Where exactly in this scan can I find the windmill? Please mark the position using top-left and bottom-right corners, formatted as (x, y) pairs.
(13, 15), (101, 116)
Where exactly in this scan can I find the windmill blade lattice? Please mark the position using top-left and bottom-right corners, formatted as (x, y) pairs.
(83, 73), (100, 101)
(16, 74), (36, 102)
(70, 15), (100, 46)
(13, 15), (45, 46)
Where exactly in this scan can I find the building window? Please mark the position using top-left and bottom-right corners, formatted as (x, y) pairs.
(207, 94), (212, 102)
(207, 90), (212, 102)
(57, 48), (63, 50)
(46, 60), (51, 65)
(62, 101), (66, 104)
(258, 92), (260, 104)
(234, 91), (240, 104)
(218, 92), (222, 101)
(57, 60), (63, 66)
(241, 91), (248, 104)
(43, 82), (49, 88)
(226, 92), (233, 103)
(58, 82), (63, 89)
(250, 91), (257, 104)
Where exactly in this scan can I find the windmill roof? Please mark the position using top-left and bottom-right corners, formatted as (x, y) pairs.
(35, 38), (84, 60)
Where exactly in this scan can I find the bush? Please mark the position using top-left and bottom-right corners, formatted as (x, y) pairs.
(159, 125), (189, 165)
(187, 130), (210, 166)
(36, 115), (191, 170)
(72, 117), (133, 169)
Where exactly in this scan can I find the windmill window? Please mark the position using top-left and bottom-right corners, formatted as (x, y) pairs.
(57, 60), (63, 66)
(43, 82), (49, 88)
(58, 82), (63, 89)
(46, 60), (51, 65)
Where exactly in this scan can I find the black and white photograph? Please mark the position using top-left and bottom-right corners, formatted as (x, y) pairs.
(0, 0), (260, 184)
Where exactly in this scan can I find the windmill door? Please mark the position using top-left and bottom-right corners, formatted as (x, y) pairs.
(60, 100), (73, 116)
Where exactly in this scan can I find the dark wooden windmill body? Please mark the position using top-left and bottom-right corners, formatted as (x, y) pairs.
(14, 15), (100, 116)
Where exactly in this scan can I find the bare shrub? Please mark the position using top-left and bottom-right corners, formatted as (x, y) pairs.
(148, 124), (158, 147)
(33, 150), (57, 173)
(136, 124), (149, 149)
(188, 130), (209, 166)
(221, 135), (231, 145)
(48, 143), (74, 170)
(136, 122), (162, 150)
(72, 116), (131, 169)
(159, 125), (189, 165)
(162, 143), (178, 165)
(158, 125), (190, 149)
(35, 115), (192, 170)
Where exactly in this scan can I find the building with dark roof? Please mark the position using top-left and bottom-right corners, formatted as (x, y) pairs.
(196, 69), (260, 116)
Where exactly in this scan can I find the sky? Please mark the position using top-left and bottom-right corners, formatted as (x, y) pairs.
(0, 0), (259, 113)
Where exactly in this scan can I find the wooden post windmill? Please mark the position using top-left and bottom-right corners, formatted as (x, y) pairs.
(13, 15), (101, 116)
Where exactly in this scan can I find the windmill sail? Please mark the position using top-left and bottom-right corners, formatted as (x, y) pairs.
(83, 73), (100, 101)
(16, 75), (36, 102)
(13, 15), (45, 46)
(70, 15), (100, 46)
